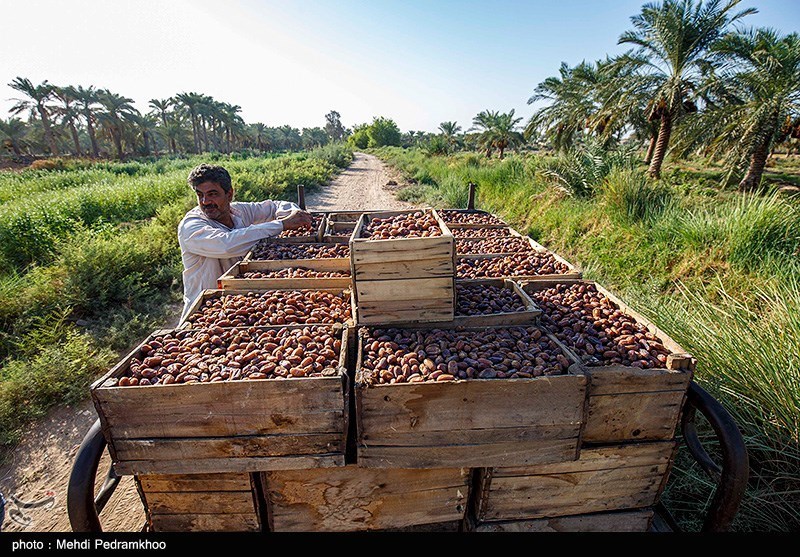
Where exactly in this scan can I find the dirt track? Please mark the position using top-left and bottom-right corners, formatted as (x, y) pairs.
(0, 151), (407, 533)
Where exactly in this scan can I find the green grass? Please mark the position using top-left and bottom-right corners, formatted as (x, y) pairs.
(372, 145), (800, 531)
(0, 144), (352, 455)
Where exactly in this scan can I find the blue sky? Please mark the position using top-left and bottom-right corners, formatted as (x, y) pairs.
(1, 0), (798, 133)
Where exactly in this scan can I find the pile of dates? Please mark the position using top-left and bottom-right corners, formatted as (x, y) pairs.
(456, 237), (534, 255)
(452, 227), (513, 238)
(528, 282), (671, 368)
(277, 215), (322, 238)
(186, 290), (351, 327)
(364, 211), (443, 239)
(457, 253), (569, 278)
(114, 326), (342, 386)
(439, 210), (506, 226)
(241, 267), (350, 279)
(359, 326), (570, 385)
(250, 242), (349, 260)
(455, 283), (527, 315)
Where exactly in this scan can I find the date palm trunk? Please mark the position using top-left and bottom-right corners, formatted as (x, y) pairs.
(85, 111), (99, 157)
(38, 104), (59, 156)
(644, 135), (656, 164)
(738, 140), (771, 192)
(648, 112), (672, 179)
(69, 121), (82, 156)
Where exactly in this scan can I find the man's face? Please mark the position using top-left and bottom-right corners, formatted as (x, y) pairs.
(194, 181), (233, 222)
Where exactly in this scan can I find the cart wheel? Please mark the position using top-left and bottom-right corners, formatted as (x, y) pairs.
(67, 419), (122, 532)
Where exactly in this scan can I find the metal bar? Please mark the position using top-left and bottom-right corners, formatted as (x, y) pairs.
(682, 382), (749, 532)
(67, 419), (105, 532)
(467, 183), (476, 210)
(94, 466), (121, 514)
(297, 184), (306, 210)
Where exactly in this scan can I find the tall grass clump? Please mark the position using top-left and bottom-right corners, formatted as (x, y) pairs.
(602, 168), (674, 226)
(633, 278), (800, 531)
(539, 140), (639, 198)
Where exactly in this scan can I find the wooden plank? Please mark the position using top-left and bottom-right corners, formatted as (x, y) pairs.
(494, 441), (676, 477)
(481, 465), (667, 520)
(583, 391), (687, 442)
(145, 491), (254, 515)
(354, 257), (454, 280)
(357, 375), (586, 435)
(358, 307), (455, 326)
(475, 509), (654, 532)
(355, 277), (454, 302)
(150, 513), (260, 532)
(361, 424), (577, 446)
(265, 466), (469, 531)
(116, 433), (344, 461)
(358, 437), (578, 468)
(115, 454), (344, 475)
(104, 409), (344, 439)
(586, 366), (691, 395)
(139, 473), (251, 493)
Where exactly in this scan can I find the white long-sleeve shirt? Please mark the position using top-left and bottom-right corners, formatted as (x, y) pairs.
(177, 199), (300, 322)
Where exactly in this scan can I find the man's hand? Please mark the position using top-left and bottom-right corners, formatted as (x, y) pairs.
(279, 209), (314, 230)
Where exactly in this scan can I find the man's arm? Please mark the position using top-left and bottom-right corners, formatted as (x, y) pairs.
(249, 200), (302, 223)
(178, 217), (283, 258)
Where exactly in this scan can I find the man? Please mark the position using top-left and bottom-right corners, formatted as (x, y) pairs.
(178, 163), (312, 321)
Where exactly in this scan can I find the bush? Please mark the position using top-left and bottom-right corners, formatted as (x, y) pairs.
(367, 117), (402, 148)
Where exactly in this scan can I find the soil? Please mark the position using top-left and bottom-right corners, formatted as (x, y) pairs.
(0, 151), (410, 533)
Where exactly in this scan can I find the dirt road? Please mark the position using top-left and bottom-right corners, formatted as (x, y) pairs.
(0, 151), (408, 533)
(306, 152), (412, 212)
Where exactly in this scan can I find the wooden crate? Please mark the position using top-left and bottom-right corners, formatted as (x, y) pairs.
(218, 259), (351, 290)
(520, 279), (695, 443)
(474, 441), (676, 522)
(323, 220), (357, 243)
(325, 210), (364, 223)
(179, 288), (355, 329)
(354, 325), (587, 469)
(261, 465), (470, 531)
(137, 472), (261, 532)
(439, 209), (509, 228)
(91, 325), (350, 476)
(457, 251), (582, 282)
(350, 209), (456, 325)
(269, 214), (325, 243)
(451, 279), (542, 327)
(473, 509), (654, 532)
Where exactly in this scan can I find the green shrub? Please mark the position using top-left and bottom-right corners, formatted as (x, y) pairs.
(540, 140), (639, 198)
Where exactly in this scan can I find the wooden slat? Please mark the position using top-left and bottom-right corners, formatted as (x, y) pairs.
(357, 375), (586, 435)
(586, 366), (691, 395)
(361, 424), (577, 446)
(265, 466), (469, 532)
(145, 491), (254, 515)
(494, 441), (676, 477)
(583, 391), (687, 443)
(475, 509), (654, 532)
(482, 465), (667, 520)
(355, 277), (454, 302)
(139, 473), (251, 492)
(351, 237), (453, 263)
(116, 433), (343, 460)
(354, 257), (454, 280)
(105, 409), (344, 439)
(150, 513), (259, 532)
(358, 438), (578, 468)
(115, 454), (344, 475)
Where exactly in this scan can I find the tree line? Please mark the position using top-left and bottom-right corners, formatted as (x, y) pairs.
(0, 81), (349, 160)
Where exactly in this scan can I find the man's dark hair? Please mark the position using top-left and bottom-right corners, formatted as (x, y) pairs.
(187, 164), (232, 192)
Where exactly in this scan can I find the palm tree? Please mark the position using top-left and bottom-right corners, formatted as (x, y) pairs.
(674, 28), (800, 191)
(438, 121), (462, 151)
(472, 110), (500, 157)
(149, 98), (172, 127)
(73, 85), (101, 157)
(8, 77), (59, 155)
(159, 120), (184, 155)
(619, 0), (755, 178)
(174, 92), (204, 153)
(251, 122), (268, 151)
(53, 86), (84, 156)
(96, 90), (139, 159)
(491, 110), (526, 159)
(0, 118), (28, 155)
